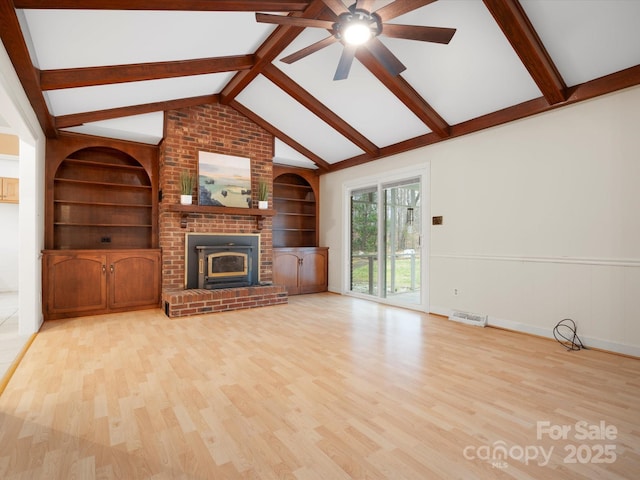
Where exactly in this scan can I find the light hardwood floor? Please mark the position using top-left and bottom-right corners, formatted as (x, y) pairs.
(0, 291), (31, 380)
(0, 293), (638, 479)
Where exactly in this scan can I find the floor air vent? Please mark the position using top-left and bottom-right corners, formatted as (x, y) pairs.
(449, 310), (488, 327)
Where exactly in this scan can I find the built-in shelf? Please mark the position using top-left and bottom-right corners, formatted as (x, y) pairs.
(273, 170), (318, 248)
(166, 203), (276, 229)
(51, 145), (155, 250)
(54, 223), (152, 227)
(55, 178), (152, 189)
(54, 200), (153, 208)
(64, 158), (146, 171)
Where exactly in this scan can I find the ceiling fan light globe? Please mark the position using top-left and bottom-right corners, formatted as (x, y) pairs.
(343, 23), (372, 45)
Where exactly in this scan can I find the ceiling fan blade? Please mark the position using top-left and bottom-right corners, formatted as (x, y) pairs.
(382, 24), (456, 44)
(375, 0), (438, 22)
(281, 36), (338, 64)
(334, 44), (357, 81)
(355, 0), (376, 11)
(365, 37), (406, 76)
(321, 0), (348, 16)
(255, 13), (334, 30)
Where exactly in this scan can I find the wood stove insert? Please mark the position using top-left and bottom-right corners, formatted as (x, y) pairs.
(185, 233), (260, 289)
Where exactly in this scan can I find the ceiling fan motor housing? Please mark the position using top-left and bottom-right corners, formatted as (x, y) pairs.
(333, 8), (383, 45)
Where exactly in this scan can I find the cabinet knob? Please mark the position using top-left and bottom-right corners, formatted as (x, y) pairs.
(102, 264), (106, 274)
(110, 264), (114, 274)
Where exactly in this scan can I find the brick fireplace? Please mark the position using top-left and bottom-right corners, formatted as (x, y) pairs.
(159, 102), (287, 317)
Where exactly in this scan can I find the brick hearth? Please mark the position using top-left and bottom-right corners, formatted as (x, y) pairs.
(163, 285), (287, 318)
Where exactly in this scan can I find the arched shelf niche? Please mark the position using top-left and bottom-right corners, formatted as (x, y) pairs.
(49, 143), (155, 250)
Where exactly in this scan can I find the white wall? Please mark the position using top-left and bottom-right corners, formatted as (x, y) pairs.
(0, 155), (19, 291)
(320, 85), (640, 356)
(0, 40), (46, 334)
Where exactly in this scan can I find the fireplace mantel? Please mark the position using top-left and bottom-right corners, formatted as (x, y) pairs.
(166, 204), (276, 229)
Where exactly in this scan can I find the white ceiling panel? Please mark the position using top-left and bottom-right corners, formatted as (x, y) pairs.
(237, 75), (364, 164)
(275, 28), (432, 148)
(44, 72), (234, 116)
(389, 0), (541, 125)
(274, 139), (317, 169)
(521, 0), (640, 87)
(19, 10), (273, 69)
(61, 112), (164, 145)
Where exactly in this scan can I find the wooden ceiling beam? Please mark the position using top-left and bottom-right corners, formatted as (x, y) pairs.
(40, 56), (255, 90)
(356, 47), (450, 138)
(13, 0), (311, 11)
(329, 65), (640, 172)
(55, 94), (219, 128)
(0, 0), (56, 137)
(483, 0), (566, 105)
(262, 64), (379, 156)
(229, 99), (331, 172)
(220, 0), (328, 103)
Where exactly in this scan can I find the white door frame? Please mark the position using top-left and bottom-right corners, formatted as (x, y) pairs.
(342, 164), (430, 312)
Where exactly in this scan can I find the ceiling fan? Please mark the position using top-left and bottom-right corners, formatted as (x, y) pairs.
(256, 0), (456, 80)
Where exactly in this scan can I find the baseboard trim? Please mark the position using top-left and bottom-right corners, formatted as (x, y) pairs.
(0, 333), (37, 396)
(429, 306), (639, 358)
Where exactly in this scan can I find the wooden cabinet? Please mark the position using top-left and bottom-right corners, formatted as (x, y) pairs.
(273, 166), (328, 295)
(273, 247), (328, 295)
(273, 166), (319, 248)
(0, 177), (19, 203)
(43, 134), (161, 320)
(43, 249), (161, 320)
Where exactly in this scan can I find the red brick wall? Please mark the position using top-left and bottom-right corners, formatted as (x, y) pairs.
(160, 103), (274, 292)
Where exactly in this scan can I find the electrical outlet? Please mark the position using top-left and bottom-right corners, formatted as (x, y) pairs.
(454, 288), (459, 296)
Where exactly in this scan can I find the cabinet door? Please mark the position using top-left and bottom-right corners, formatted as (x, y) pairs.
(108, 251), (160, 309)
(273, 251), (301, 295)
(299, 249), (328, 294)
(1, 177), (19, 203)
(45, 253), (107, 316)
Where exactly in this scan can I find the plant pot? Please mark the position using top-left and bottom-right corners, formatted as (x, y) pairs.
(258, 200), (268, 210)
(180, 194), (193, 205)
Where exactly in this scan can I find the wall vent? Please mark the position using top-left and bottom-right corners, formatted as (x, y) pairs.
(449, 310), (488, 327)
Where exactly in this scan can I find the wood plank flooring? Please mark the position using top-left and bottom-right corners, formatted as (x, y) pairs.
(0, 293), (638, 479)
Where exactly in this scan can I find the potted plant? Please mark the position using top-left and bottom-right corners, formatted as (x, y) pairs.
(257, 179), (269, 209)
(180, 170), (195, 205)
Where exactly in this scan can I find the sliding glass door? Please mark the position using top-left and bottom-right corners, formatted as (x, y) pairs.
(350, 187), (378, 296)
(349, 176), (423, 308)
(383, 179), (421, 305)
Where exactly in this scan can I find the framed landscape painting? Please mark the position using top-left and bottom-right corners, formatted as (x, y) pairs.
(198, 151), (251, 208)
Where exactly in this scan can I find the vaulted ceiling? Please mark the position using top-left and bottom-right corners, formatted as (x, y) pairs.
(1, 0), (639, 172)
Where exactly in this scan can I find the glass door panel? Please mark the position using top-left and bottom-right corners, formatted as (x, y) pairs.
(383, 179), (421, 305)
(350, 187), (378, 296)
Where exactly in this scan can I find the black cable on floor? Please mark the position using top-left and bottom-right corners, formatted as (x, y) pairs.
(553, 318), (586, 351)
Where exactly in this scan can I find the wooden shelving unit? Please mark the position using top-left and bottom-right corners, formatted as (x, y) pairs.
(272, 166), (327, 295)
(272, 171), (318, 248)
(43, 134), (161, 320)
(52, 148), (154, 250)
